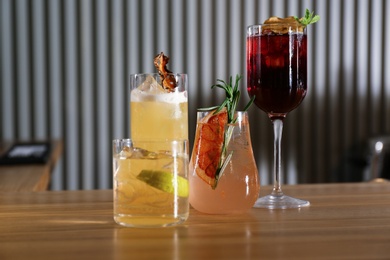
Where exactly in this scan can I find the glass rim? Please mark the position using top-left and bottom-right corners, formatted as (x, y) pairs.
(196, 110), (249, 124)
(130, 73), (187, 77)
(196, 110), (249, 114)
(247, 23), (305, 27)
(247, 23), (306, 35)
(113, 138), (188, 144)
(129, 73), (188, 93)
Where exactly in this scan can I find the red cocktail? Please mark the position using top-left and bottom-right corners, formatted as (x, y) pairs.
(247, 30), (307, 120)
(246, 23), (310, 209)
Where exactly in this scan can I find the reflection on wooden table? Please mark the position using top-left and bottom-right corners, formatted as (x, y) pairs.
(0, 182), (389, 259)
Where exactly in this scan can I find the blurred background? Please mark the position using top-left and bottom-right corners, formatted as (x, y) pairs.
(1, 0), (389, 190)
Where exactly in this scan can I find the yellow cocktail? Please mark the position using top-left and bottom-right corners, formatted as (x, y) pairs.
(130, 74), (188, 140)
(113, 139), (189, 227)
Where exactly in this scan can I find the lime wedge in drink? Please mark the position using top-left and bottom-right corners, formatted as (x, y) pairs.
(136, 170), (189, 198)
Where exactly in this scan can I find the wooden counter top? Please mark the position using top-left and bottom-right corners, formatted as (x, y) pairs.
(0, 140), (63, 191)
(0, 182), (390, 259)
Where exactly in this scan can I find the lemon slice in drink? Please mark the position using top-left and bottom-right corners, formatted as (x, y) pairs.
(137, 170), (189, 198)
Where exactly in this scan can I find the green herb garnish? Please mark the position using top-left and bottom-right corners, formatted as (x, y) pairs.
(199, 74), (254, 123)
(199, 75), (255, 189)
(294, 8), (320, 27)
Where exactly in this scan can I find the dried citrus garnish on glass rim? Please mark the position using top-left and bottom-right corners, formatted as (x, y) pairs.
(153, 52), (177, 92)
(192, 108), (227, 188)
(196, 75), (255, 189)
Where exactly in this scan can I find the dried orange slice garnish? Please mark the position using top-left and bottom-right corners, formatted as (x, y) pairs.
(193, 75), (254, 189)
(192, 109), (228, 188)
(154, 52), (177, 92)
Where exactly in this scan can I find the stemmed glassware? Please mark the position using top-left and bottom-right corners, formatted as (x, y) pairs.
(246, 23), (310, 209)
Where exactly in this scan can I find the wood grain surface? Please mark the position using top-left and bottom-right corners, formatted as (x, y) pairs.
(0, 182), (389, 259)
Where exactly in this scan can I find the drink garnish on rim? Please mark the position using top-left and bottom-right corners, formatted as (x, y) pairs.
(154, 52), (177, 92)
(194, 75), (255, 189)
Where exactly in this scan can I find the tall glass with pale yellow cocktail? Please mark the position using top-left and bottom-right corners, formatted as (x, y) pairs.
(130, 73), (188, 141)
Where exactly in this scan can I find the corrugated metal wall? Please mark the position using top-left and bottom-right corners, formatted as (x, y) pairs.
(1, 0), (389, 190)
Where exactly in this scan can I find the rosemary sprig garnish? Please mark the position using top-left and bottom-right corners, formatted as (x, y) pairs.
(199, 74), (255, 189)
(199, 75), (254, 122)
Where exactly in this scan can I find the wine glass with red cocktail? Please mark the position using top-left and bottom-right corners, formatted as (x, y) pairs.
(246, 23), (310, 209)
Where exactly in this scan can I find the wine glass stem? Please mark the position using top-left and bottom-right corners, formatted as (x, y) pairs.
(272, 119), (284, 197)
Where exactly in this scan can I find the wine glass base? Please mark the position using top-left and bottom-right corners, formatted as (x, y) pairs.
(253, 194), (310, 209)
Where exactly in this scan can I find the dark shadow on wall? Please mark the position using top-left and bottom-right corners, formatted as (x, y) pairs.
(332, 136), (390, 182)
